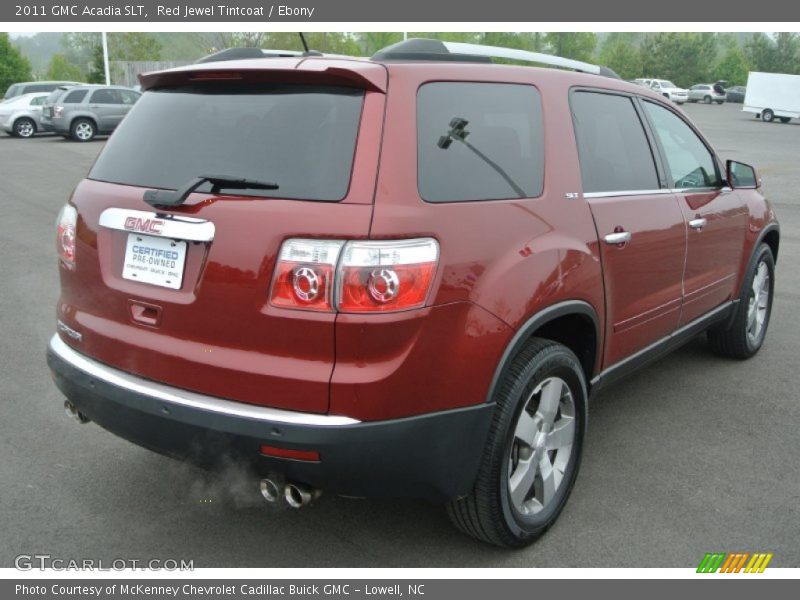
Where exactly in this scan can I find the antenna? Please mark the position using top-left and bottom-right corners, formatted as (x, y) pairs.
(299, 32), (310, 53)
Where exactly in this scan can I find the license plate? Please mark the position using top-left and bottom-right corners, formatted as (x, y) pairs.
(122, 234), (187, 290)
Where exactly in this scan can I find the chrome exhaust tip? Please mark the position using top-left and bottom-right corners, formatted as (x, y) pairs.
(284, 483), (321, 508)
(259, 478), (282, 503)
(64, 400), (90, 424)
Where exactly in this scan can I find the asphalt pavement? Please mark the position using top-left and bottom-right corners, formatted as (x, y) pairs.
(1, 102), (798, 568)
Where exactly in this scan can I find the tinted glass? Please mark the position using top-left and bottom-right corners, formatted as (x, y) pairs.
(25, 84), (56, 93)
(30, 96), (45, 106)
(119, 90), (140, 105)
(571, 92), (659, 193)
(6, 84), (20, 98)
(417, 83), (544, 202)
(63, 90), (88, 103)
(91, 89), (119, 104)
(90, 84), (364, 202)
(643, 101), (721, 189)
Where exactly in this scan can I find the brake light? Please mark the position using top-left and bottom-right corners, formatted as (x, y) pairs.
(337, 239), (439, 312)
(54, 106), (64, 117)
(269, 239), (344, 312)
(56, 204), (78, 270)
(269, 238), (439, 313)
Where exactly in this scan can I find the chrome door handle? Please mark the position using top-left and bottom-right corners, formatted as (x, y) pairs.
(604, 231), (631, 245)
(689, 218), (708, 230)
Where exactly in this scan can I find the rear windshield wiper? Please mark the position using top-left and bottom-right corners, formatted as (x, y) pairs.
(143, 174), (279, 207)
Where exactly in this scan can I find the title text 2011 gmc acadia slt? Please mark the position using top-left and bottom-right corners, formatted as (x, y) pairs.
(47, 39), (780, 547)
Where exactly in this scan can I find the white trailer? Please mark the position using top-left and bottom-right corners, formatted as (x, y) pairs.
(743, 71), (800, 123)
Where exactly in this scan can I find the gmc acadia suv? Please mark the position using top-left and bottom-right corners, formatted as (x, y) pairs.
(47, 39), (779, 547)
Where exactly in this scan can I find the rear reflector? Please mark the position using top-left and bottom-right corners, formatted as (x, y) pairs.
(259, 445), (321, 462)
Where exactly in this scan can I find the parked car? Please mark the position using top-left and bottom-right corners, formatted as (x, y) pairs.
(0, 92), (50, 137)
(726, 86), (746, 103)
(743, 71), (800, 123)
(41, 85), (141, 141)
(648, 79), (689, 104)
(3, 80), (82, 100)
(688, 84), (726, 104)
(47, 38), (779, 548)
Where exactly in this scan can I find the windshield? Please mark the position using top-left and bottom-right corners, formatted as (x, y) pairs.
(90, 84), (365, 202)
(663, 81), (677, 89)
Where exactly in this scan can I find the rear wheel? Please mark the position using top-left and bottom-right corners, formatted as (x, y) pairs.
(762, 109), (775, 123)
(70, 118), (96, 142)
(447, 338), (587, 547)
(704, 95), (712, 104)
(13, 117), (36, 138)
(708, 243), (774, 359)
(779, 117), (791, 123)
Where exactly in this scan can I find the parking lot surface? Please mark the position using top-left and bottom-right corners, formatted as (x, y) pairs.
(1, 102), (798, 567)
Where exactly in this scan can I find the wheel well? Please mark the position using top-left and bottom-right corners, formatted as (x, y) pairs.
(14, 116), (36, 130)
(763, 229), (780, 263)
(71, 116), (96, 130)
(531, 314), (597, 382)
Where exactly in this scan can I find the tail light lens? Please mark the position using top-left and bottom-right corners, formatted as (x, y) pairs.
(269, 238), (439, 313)
(56, 204), (78, 270)
(337, 239), (439, 312)
(269, 239), (344, 312)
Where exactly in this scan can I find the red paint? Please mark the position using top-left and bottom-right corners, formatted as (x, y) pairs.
(55, 58), (778, 423)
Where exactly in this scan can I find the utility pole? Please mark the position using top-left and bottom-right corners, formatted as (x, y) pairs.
(101, 32), (110, 85)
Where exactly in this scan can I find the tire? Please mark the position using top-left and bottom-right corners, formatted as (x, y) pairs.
(716, 100), (725, 105)
(762, 109), (774, 123)
(13, 117), (36, 138)
(708, 243), (775, 359)
(70, 118), (96, 142)
(447, 338), (587, 547)
(779, 117), (791, 123)
(704, 95), (712, 104)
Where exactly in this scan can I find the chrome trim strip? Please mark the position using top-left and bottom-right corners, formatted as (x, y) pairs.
(49, 334), (360, 426)
(99, 208), (215, 242)
(443, 41), (603, 75)
(584, 187), (732, 199)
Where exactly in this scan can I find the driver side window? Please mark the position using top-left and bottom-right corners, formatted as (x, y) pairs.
(643, 101), (721, 189)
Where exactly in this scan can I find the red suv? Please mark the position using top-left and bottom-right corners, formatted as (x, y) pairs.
(47, 39), (780, 547)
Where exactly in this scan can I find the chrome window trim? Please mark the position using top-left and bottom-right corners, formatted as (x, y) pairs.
(49, 335), (361, 426)
(584, 187), (732, 199)
(99, 208), (215, 242)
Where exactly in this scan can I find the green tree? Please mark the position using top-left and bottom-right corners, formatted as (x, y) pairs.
(63, 32), (162, 82)
(543, 33), (597, 62)
(45, 53), (83, 81)
(598, 38), (642, 80)
(715, 46), (750, 85)
(358, 32), (404, 56)
(773, 32), (800, 74)
(745, 32), (777, 72)
(640, 33), (717, 87)
(0, 33), (33, 93)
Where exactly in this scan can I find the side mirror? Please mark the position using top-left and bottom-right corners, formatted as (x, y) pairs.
(727, 160), (761, 189)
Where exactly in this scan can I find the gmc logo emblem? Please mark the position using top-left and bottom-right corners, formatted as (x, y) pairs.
(124, 217), (164, 234)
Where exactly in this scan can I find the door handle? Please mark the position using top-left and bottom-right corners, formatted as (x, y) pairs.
(604, 231), (632, 245)
(689, 218), (708, 230)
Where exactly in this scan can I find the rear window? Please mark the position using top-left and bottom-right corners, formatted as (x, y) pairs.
(417, 82), (544, 202)
(63, 90), (88, 104)
(5, 84), (20, 98)
(89, 84), (365, 202)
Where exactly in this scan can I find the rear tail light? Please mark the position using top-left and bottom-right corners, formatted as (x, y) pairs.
(56, 204), (78, 270)
(269, 238), (439, 313)
(54, 106), (64, 117)
(269, 239), (344, 312)
(337, 239), (439, 312)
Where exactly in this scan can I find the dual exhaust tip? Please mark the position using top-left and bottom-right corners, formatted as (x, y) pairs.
(64, 400), (90, 424)
(260, 477), (321, 508)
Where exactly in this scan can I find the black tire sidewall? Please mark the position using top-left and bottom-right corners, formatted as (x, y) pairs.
(71, 118), (95, 142)
(497, 348), (587, 542)
(763, 110), (774, 122)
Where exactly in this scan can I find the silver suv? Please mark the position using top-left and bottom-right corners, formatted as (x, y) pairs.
(41, 85), (141, 142)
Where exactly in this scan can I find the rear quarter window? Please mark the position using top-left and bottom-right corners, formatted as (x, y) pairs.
(416, 82), (544, 202)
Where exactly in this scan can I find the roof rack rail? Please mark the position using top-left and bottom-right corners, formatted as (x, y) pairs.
(372, 38), (620, 79)
(195, 47), (309, 64)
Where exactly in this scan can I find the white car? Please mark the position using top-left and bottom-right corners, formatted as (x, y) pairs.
(648, 79), (689, 104)
(0, 92), (50, 138)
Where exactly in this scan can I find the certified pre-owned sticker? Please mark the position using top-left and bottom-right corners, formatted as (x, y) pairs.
(122, 234), (187, 290)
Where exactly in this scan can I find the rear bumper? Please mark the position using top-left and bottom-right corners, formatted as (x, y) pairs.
(47, 335), (493, 502)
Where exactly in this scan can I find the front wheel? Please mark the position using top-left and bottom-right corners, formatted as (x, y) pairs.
(447, 339), (587, 547)
(704, 95), (712, 104)
(762, 109), (775, 123)
(708, 243), (775, 359)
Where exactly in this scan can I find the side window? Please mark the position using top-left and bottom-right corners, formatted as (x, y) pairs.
(63, 90), (88, 104)
(417, 82), (544, 202)
(642, 101), (721, 189)
(570, 91), (659, 193)
(27, 84), (54, 93)
(30, 96), (45, 106)
(91, 89), (119, 104)
(119, 90), (140, 105)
